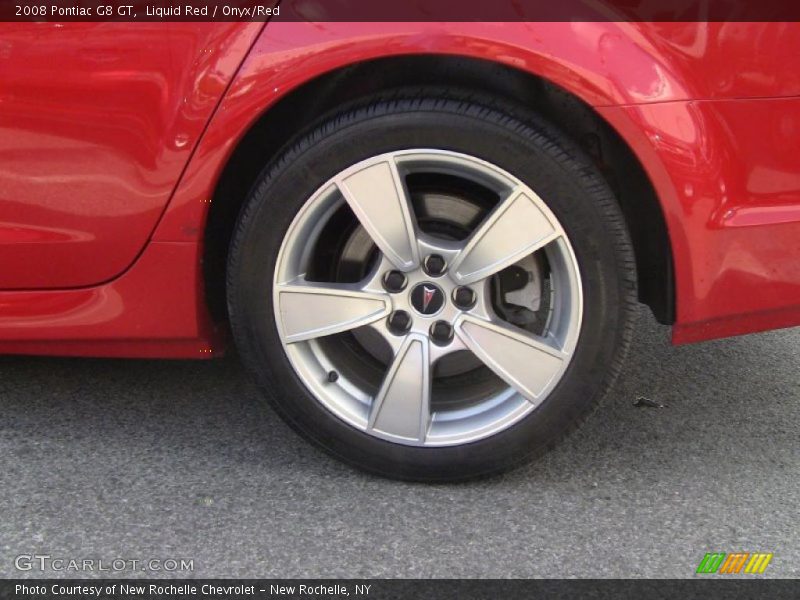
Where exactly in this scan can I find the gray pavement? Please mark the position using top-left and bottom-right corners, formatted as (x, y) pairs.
(1, 306), (798, 578)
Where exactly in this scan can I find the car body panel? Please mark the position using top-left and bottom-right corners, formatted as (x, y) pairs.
(0, 22), (264, 288)
(1, 19), (800, 356)
(0, 240), (220, 358)
(598, 98), (800, 342)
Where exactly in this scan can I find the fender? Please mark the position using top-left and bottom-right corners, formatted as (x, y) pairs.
(600, 98), (800, 343)
(151, 20), (698, 244)
(151, 20), (800, 345)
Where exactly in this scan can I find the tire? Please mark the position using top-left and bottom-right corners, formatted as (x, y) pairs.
(227, 94), (637, 481)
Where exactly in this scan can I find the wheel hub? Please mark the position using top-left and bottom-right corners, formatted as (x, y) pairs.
(409, 281), (446, 316)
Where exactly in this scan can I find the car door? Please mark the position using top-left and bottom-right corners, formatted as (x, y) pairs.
(0, 22), (263, 288)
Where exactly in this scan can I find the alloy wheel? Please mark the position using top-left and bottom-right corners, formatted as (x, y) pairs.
(273, 150), (583, 446)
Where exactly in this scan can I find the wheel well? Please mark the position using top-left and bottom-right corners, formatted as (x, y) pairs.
(204, 55), (675, 325)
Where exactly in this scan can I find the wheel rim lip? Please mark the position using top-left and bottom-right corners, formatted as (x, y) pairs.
(273, 149), (584, 447)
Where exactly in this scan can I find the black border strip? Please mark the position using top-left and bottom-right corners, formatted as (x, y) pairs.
(2, 0), (799, 22)
(2, 579), (799, 600)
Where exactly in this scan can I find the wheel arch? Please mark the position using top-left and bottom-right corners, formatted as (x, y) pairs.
(198, 54), (674, 326)
(151, 26), (680, 329)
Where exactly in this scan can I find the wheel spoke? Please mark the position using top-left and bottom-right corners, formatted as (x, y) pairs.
(368, 334), (431, 442)
(450, 187), (560, 285)
(456, 315), (566, 403)
(276, 281), (390, 343)
(336, 156), (420, 271)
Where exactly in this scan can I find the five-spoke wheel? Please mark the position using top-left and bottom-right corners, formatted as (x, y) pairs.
(228, 95), (636, 480)
(274, 150), (582, 446)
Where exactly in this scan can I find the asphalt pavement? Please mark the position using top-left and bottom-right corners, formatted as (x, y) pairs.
(1, 306), (798, 578)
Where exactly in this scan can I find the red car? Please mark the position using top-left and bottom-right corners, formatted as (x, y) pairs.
(2, 18), (799, 480)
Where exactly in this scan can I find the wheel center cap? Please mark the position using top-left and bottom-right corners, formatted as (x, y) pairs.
(410, 282), (445, 316)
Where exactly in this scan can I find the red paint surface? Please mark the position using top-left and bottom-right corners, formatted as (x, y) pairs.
(0, 241), (221, 358)
(1, 19), (800, 356)
(598, 97), (800, 342)
(0, 22), (263, 288)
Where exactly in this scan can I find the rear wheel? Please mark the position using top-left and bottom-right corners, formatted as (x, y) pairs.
(228, 96), (636, 481)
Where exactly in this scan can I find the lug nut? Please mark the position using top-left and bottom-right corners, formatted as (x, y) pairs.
(382, 270), (407, 293)
(423, 254), (447, 277)
(430, 320), (454, 346)
(453, 286), (477, 310)
(387, 310), (412, 335)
